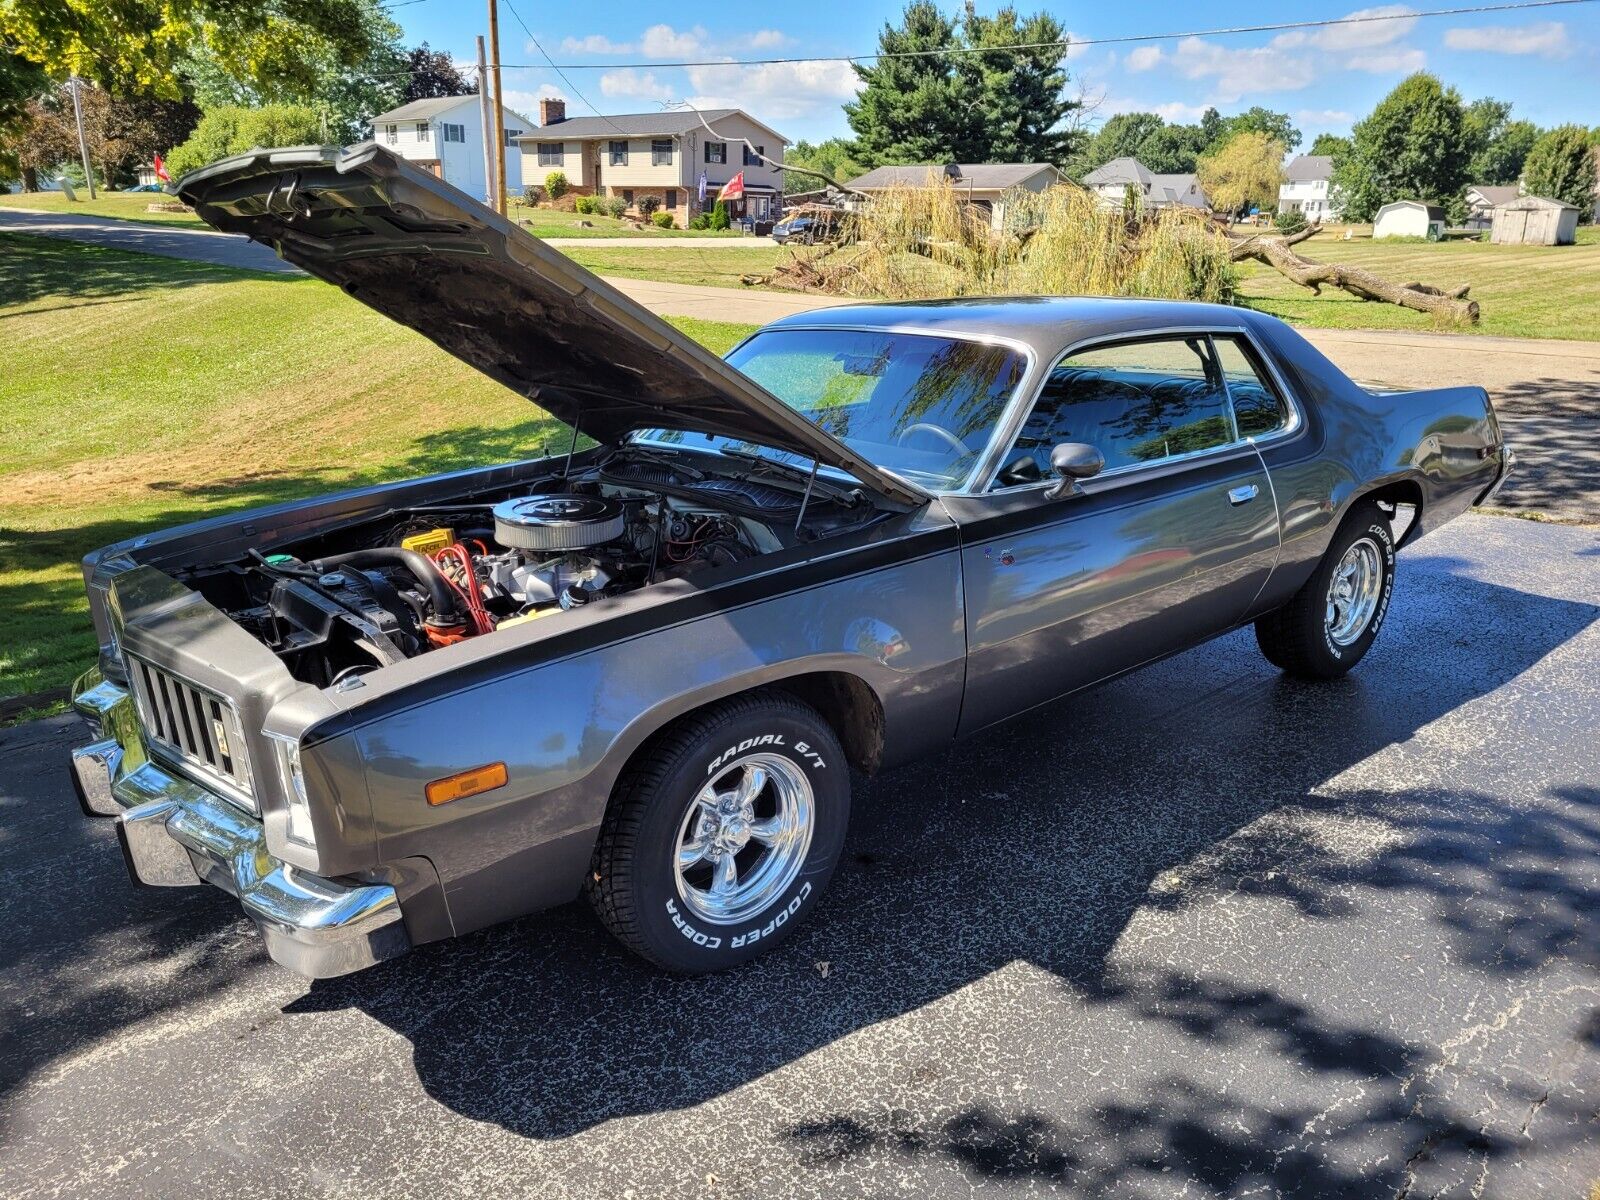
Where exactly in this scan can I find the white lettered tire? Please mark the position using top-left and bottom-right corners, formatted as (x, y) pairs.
(586, 691), (849, 972)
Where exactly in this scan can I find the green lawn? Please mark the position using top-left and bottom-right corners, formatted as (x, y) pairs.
(566, 244), (793, 289)
(507, 202), (747, 239)
(0, 189), (203, 226)
(0, 232), (754, 709)
(1236, 229), (1600, 341)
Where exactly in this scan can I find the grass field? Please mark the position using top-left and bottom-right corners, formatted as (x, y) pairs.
(0, 189), (204, 226)
(565, 244), (799, 289)
(506, 202), (746, 239)
(0, 232), (755, 709)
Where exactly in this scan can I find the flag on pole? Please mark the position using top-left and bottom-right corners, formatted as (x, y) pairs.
(697, 171), (707, 204)
(716, 172), (745, 203)
(152, 153), (171, 183)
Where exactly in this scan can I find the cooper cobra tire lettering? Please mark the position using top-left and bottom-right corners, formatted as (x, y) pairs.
(730, 882), (811, 949)
(665, 898), (722, 949)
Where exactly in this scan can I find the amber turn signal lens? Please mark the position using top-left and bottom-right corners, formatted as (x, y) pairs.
(426, 762), (508, 806)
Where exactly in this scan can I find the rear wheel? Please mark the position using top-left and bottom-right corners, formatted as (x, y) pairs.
(1255, 502), (1396, 679)
(586, 692), (849, 972)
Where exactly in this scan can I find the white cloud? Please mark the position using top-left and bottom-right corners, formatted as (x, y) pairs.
(1062, 31), (1092, 62)
(1151, 101), (1207, 122)
(504, 85), (566, 121)
(598, 68), (674, 101)
(743, 30), (792, 50)
(1443, 21), (1569, 57)
(1345, 46), (1427, 72)
(1125, 45), (1164, 72)
(1274, 5), (1418, 51)
(558, 34), (632, 55)
(1294, 108), (1354, 126)
(1168, 36), (1314, 103)
(641, 24), (707, 58)
(683, 59), (860, 121)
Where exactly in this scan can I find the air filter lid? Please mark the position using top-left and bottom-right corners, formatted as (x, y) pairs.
(493, 494), (626, 551)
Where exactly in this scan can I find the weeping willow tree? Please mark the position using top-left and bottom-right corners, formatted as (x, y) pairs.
(750, 175), (1237, 304)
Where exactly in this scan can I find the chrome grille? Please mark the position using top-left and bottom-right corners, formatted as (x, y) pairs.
(127, 658), (255, 810)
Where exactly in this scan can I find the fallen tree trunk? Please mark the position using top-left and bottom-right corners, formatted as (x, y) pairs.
(1229, 228), (1478, 323)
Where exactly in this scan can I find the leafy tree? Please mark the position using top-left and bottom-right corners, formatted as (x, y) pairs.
(1137, 122), (1210, 173)
(8, 93), (76, 190)
(955, 4), (1081, 164)
(163, 103), (323, 178)
(1461, 97), (1537, 185)
(1198, 131), (1286, 217)
(1220, 106), (1301, 152)
(1307, 132), (1351, 157)
(0, 79), (198, 188)
(1, 0), (382, 101)
(1331, 73), (1470, 222)
(784, 137), (867, 187)
(846, 2), (966, 167)
(1522, 124), (1598, 213)
(400, 43), (475, 103)
(1075, 111), (1164, 173)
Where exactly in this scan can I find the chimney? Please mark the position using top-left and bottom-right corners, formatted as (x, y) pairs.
(539, 98), (566, 126)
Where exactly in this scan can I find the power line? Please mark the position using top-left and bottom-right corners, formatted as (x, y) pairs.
(493, 0), (1595, 70)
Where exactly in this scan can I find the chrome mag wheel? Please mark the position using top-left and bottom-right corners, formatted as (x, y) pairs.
(1325, 536), (1383, 646)
(673, 752), (814, 926)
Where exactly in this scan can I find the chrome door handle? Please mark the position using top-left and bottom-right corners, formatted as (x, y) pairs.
(1228, 484), (1260, 505)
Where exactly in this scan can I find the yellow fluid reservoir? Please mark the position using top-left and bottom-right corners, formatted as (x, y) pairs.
(400, 527), (455, 557)
(496, 607), (558, 630)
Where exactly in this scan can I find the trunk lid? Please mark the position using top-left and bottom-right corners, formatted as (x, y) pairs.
(174, 144), (926, 507)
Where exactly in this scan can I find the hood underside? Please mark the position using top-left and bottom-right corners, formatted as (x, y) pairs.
(175, 143), (924, 507)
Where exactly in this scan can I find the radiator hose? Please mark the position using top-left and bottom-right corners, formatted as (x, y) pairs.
(308, 548), (462, 628)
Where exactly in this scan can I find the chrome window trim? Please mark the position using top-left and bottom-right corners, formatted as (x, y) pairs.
(972, 324), (1306, 497)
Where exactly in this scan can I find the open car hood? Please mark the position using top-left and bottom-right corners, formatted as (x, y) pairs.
(175, 143), (926, 507)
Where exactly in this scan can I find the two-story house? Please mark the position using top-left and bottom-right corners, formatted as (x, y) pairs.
(1277, 154), (1341, 222)
(367, 94), (530, 205)
(518, 101), (788, 228)
(1080, 157), (1210, 212)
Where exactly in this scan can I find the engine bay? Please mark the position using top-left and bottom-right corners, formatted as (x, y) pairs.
(173, 448), (883, 688)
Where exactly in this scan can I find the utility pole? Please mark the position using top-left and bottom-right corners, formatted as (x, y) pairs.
(486, 0), (508, 216)
(69, 76), (96, 199)
(475, 36), (496, 210)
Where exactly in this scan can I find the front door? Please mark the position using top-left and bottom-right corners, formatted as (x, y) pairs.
(945, 332), (1290, 735)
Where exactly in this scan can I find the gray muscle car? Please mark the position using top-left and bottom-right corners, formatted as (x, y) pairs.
(68, 145), (1514, 978)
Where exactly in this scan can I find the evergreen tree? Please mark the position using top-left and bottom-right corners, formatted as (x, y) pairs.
(1331, 73), (1470, 222)
(955, 3), (1081, 163)
(1522, 124), (1598, 213)
(845, 2), (966, 167)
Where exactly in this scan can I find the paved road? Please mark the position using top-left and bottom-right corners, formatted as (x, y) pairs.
(540, 236), (779, 248)
(4, 208), (1595, 521)
(2, 515), (1596, 1199)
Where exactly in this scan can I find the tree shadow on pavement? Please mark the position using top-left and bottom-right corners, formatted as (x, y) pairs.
(266, 550), (1600, 1191)
(1483, 375), (1600, 523)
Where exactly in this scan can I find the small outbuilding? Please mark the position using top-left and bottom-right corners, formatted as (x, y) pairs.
(1490, 195), (1579, 246)
(1373, 200), (1447, 241)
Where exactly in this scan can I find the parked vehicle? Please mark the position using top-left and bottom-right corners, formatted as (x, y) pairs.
(771, 212), (837, 245)
(69, 145), (1513, 979)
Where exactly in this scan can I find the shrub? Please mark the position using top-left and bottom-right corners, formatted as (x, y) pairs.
(603, 195), (627, 219)
(651, 210), (675, 229)
(637, 193), (661, 219)
(544, 170), (568, 201)
(689, 212), (711, 230)
(709, 199), (731, 230)
(574, 194), (598, 214)
(521, 184), (545, 205)
(1273, 209), (1308, 234)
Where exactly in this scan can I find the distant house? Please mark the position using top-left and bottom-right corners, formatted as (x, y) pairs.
(517, 101), (789, 229)
(1373, 200), (1446, 240)
(1277, 155), (1340, 222)
(1490, 195), (1579, 245)
(367, 95), (530, 205)
(1080, 157), (1209, 212)
(844, 162), (1063, 228)
(1464, 184), (1519, 230)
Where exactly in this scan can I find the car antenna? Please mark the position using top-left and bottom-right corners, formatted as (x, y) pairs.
(793, 458), (819, 539)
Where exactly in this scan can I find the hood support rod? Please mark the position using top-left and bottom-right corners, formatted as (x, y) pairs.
(793, 458), (819, 538)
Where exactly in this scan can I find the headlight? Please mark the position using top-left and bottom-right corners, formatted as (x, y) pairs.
(266, 733), (316, 847)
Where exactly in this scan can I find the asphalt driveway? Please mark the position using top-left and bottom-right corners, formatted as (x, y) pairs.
(1, 514), (1596, 1198)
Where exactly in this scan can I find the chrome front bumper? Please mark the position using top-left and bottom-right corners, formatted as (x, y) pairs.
(71, 671), (410, 978)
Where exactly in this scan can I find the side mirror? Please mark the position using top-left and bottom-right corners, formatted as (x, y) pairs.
(1043, 442), (1105, 499)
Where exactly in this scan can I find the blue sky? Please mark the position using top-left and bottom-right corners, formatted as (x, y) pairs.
(393, 2), (1600, 148)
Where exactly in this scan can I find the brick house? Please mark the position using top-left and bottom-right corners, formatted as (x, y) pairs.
(517, 100), (788, 227)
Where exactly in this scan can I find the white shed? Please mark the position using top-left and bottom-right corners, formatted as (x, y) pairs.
(1490, 195), (1579, 246)
(1373, 200), (1447, 240)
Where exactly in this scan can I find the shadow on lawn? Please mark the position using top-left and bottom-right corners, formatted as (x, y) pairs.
(0, 231), (294, 311)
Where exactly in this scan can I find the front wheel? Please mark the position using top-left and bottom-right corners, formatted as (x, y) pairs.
(586, 692), (849, 972)
(1255, 502), (1396, 679)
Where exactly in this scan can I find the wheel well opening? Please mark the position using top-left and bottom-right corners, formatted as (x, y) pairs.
(774, 671), (885, 776)
(1360, 480), (1425, 546)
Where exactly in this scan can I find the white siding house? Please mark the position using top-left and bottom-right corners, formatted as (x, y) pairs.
(1373, 200), (1446, 240)
(842, 162), (1063, 228)
(367, 95), (530, 205)
(1277, 155), (1341, 222)
(1080, 157), (1209, 212)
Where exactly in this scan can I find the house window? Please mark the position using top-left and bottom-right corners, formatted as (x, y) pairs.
(705, 141), (726, 164)
(537, 142), (563, 166)
(743, 144), (765, 167)
(651, 139), (673, 165)
(665, 188), (678, 210)
(385, 123), (398, 146)
(441, 123), (465, 143)
(416, 121), (430, 142)
(609, 140), (629, 166)
(504, 128), (521, 146)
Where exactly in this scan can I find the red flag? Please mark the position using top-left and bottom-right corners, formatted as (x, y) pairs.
(153, 153), (171, 183)
(716, 171), (745, 202)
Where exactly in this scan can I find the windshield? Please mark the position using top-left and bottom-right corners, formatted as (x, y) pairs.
(632, 328), (1028, 490)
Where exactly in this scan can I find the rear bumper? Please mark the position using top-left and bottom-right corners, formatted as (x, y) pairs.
(1476, 443), (1516, 506)
(71, 670), (410, 978)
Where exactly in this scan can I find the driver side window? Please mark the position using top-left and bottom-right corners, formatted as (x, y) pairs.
(995, 335), (1237, 487)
